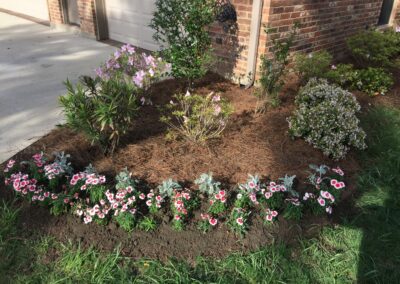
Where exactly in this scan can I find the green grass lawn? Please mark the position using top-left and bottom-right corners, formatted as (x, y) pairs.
(1, 106), (399, 283)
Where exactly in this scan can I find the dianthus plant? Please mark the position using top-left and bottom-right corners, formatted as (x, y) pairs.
(3, 153), (76, 216)
(139, 189), (165, 215)
(171, 190), (199, 230)
(198, 189), (228, 233)
(228, 207), (250, 237)
(161, 92), (233, 143)
(303, 164), (346, 215)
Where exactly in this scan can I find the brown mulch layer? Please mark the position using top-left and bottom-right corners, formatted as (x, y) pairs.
(1, 71), (399, 262)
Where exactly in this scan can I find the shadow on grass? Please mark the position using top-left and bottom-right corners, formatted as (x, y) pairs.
(351, 107), (400, 282)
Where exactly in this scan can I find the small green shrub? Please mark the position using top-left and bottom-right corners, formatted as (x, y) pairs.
(346, 29), (400, 68)
(60, 76), (139, 154)
(151, 0), (216, 88)
(351, 67), (394, 96)
(288, 79), (367, 160)
(295, 50), (333, 83)
(256, 23), (299, 108)
(325, 64), (356, 87)
(161, 92), (233, 143)
(327, 65), (394, 96)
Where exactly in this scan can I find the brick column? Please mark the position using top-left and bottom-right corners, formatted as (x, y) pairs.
(47, 0), (64, 24)
(77, 0), (97, 37)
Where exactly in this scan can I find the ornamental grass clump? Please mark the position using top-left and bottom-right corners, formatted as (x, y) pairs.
(288, 79), (367, 160)
(161, 92), (233, 143)
(60, 44), (170, 154)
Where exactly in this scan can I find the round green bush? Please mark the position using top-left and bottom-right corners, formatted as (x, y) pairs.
(288, 79), (367, 160)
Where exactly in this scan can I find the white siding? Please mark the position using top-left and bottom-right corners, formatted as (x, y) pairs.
(105, 0), (159, 51)
(0, 0), (49, 21)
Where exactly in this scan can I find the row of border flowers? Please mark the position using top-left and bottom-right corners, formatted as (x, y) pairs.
(2, 153), (345, 236)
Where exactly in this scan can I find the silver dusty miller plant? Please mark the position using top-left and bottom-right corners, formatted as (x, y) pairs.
(194, 173), (221, 196)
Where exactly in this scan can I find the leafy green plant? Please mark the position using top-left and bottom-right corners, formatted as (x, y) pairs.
(325, 64), (356, 87)
(295, 50), (333, 84)
(194, 173), (221, 196)
(60, 76), (139, 154)
(256, 23), (299, 109)
(138, 217), (157, 232)
(350, 67), (394, 96)
(114, 212), (136, 232)
(288, 79), (367, 160)
(283, 199), (303, 221)
(161, 92), (233, 143)
(346, 29), (400, 68)
(151, 0), (216, 88)
(228, 207), (250, 237)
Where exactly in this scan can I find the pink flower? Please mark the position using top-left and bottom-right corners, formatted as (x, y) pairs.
(214, 105), (222, 116)
(266, 215), (273, 221)
(331, 65), (337, 70)
(209, 218), (218, 226)
(84, 216), (92, 224)
(215, 193), (221, 200)
(80, 185), (87, 191)
(146, 200), (152, 207)
(212, 95), (221, 102)
(317, 197), (326, 207)
(133, 70), (146, 88)
(174, 215), (181, 221)
(139, 193), (146, 200)
(332, 167), (344, 176)
(6, 159), (15, 168)
(220, 196), (227, 203)
(326, 206), (333, 214)
(64, 198), (70, 204)
(330, 179), (338, 186)
(248, 181), (256, 189)
(201, 213), (209, 220)
(265, 192), (272, 199)
(236, 217), (244, 226)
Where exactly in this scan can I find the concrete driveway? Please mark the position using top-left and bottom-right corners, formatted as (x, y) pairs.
(0, 12), (115, 163)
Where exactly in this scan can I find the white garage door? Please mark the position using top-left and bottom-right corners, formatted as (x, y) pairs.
(0, 0), (49, 21)
(106, 0), (160, 51)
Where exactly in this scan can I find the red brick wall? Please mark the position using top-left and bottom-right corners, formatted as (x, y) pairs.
(210, 0), (253, 80)
(266, 0), (384, 57)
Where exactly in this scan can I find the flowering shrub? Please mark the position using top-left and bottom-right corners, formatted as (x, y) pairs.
(60, 45), (170, 154)
(288, 79), (367, 160)
(151, 0), (216, 88)
(303, 164), (346, 215)
(347, 29), (400, 68)
(161, 92), (233, 143)
(295, 50), (333, 84)
(95, 44), (170, 93)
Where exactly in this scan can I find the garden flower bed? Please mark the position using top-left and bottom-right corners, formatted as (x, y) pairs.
(3, 72), (392, 262)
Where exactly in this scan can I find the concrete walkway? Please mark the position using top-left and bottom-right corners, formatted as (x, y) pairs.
(0, 12), (115, 163)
